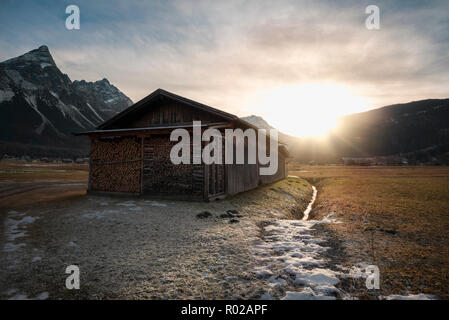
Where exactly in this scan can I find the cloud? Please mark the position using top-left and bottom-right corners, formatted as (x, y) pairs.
(1, 0), (449, 134)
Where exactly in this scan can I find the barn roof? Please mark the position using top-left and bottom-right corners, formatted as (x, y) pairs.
(98, 88), (239, 130)
(76, 88), (286, 144)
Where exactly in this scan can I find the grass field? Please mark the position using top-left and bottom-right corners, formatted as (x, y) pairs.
(0, 160), (88, 211)
(0, 160), (88, 181)
(289, 165), (449, 298)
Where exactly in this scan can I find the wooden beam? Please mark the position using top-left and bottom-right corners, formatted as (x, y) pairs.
(140, 136), (144, 194)
(88, 137), (92, 192)
(203, 164), (209, 201)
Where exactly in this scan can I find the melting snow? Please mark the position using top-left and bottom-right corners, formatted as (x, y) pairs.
(117, 201), (136, 207)
(144, 200), (168, 207)
(9, 292), (49, 300)
(303, 186), (317, 220)
(252, 214), (343, 300)
(3, 212), (38, 252)
(82, 209), (120, 219)
(380, 294), (436, 300)
(282, 288), (336, 300)
(253, 213), (435, 300)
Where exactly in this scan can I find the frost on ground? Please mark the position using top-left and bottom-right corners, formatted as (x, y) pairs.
(0, 176), (438, 300)
(3, 211), (38, 253)
(8, 291), (49, 300)
(251, 214), (435, 300)
(253, 215), (342, 300)
(0, 177), (314, 299)
(380, 294), (436, 300)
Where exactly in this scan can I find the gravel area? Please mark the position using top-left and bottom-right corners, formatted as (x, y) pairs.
(0, 177), (312, 299)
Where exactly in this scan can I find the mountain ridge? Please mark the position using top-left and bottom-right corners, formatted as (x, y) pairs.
(0, 45), (133, 157)
(242, 99), (449, 165)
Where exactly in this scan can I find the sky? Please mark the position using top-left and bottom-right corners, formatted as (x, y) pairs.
(1, 0), (449, 137)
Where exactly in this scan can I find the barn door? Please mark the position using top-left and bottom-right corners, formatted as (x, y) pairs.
(207, 163), (225, 197)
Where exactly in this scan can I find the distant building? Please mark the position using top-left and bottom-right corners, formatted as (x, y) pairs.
(341, 157), (377, 166)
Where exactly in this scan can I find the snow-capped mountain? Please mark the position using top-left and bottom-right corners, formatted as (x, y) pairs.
(73, 78), (133, 121)
(0, 45), (132, 157)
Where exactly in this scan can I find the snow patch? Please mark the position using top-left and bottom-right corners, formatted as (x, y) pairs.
(82, 209), (120, 219)
(253, 266), (274, 278)
(0, 89), (15, 102)
(144, 200), (168, 207)
(4, 69), (37, 90)
(380, 294), (436, 300)
(253, 214), (342, 300)
(105, 97), (119, 104)
(40, 63), (52, 69)
(303, 185), (317, 220)
(9, 292), (49, 300)
(85, 102), (104, 122)
(3, 212), (38, 252)
(282, 288), (336, 300)
(49, 90), (59, 99)
(117, 200), (136, 207)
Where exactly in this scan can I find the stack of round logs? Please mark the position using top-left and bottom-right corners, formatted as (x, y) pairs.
(90, 137), (142, 193)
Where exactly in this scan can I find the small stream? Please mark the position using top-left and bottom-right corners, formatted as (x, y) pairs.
(303, 185), (317, 220)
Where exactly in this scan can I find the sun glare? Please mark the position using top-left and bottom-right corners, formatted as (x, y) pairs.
(245, 83), (371, 138)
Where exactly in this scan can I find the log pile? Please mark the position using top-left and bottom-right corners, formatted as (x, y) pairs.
(90, 136), (142, 193)
(91, 136), (141, 163)
(143, 135), (204, 195)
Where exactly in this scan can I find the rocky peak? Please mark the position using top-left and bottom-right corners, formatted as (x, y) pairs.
(97, 78), (110, 85)
(241, 115), (274, 130)
(2, 44), (56, 68)
(0, 45), (134, 157)
(72, 78), (133, 119)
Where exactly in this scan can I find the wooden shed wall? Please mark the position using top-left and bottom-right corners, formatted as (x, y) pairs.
(226, 163), (259, 195)
(226, 142), (287, 196)
(142, 135), (204, 199)
(258, 152), (287, 185)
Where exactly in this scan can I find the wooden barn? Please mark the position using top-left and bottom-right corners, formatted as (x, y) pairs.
(76, 89), (288, 201)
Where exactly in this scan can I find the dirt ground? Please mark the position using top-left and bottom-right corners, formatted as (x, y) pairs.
(0, 161), (315, 299)
(290, 165), (449, 299)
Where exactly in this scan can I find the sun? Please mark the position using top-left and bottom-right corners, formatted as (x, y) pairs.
(244, 83), (371, 138)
